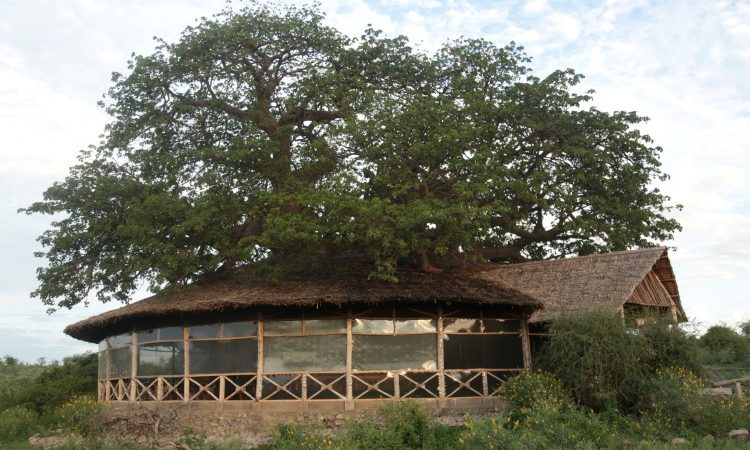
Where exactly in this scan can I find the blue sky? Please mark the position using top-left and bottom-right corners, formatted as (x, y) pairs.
(1, 0), (748, 362)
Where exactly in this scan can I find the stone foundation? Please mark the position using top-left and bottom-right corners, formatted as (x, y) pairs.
(103, 397), (507, 442)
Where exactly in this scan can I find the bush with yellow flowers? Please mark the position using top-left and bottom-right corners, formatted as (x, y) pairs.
(56, 394), (101, 437)
(640, 367), (749, 438)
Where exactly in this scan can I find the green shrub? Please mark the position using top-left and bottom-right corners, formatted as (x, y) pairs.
(740, 321), (750, 338)
(377, 401), (434, 448)
(500, 371), (572, 413)
(273, 424), (340, 450)
(536, 312), (650, 411)
(640, 367), (750, 437)
(536, 311), (703, 413)
(0, 353), (98, 416)
(0, 405), (38, 442)
(639, 318), (704, 377)
(700, 325), (750, 367)
(56, 395), (102, 437)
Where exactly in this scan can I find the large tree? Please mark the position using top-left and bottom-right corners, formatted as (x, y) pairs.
(23, 2), (681, 309)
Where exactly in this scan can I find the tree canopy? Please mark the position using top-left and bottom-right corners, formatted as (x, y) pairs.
(23, 2), (681, 309)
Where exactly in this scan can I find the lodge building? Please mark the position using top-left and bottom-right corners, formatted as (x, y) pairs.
(65, 247), (684, 412)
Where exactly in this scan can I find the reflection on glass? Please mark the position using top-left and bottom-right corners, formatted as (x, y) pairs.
(189, 323), (220, 339)
(98, 352), (106, 379)
(108, 333), (132, 347)
(264, 321), (302, 335)
(158, 326), (183, 341)
(190, 338), (257, 374)
(482, 319), (520, 333)
(138, 342), (185, 376)
(443, 334), (523, 369)
(395, 319), (436, 334)
(353, 335), (437, 371)
(137, 329), (156, 343)
(109, 346), (131, 378)
(352, 319), (393, 334)
(306, 319), (346, 334)
(264, 336), (346, 372)
(444, 318), (480, 333)
(223, 321), (258, 337)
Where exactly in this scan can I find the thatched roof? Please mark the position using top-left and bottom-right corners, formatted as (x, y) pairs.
(473, 247), (685, 323)
(65, 247), (686, 343)
(65, 270), (541, 343)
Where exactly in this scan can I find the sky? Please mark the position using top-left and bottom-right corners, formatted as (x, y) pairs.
(0, 0), (748, 362)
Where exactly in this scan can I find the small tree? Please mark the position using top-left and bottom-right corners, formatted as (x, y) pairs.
(536, 312), (701, 413)
(739, 320), (750, 338)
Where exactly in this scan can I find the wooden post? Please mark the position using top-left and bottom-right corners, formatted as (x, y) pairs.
(735, 381), (744, 401)
(521, 318), (532, 371)
(219, 376), (226, 401)
(670, 305), (679, 324)
(256, 313), (264, 401)
(183, 327), (190, 402)
(157, 377), (164, 401)
(437, 306), (446, 400)
(105, 344), (111, 401)
(345, 308), (354, 410)
(394, 372), (400, 398)
(482, 371), (489, 397)
(130, 332), (137, 401)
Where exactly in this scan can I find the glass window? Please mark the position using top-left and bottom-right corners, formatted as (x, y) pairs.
(109, 346), (131, 378)
(136, 329), (157, 343)
(395, 319), (436, 334)
(305, 319), (346, 334)
(190, 338), (257, 374)
(444, 318), (481, 333)
(264, 335), (346, 372)
(443, 334), (524, 369)
(352, 319), (393, 334)
(108, 333), (132, 347)
(189, 323), (220, 339)
(223, 320), (258, 337)
(264, 320), (302, 335)
(159, 326), (183, 341)
(353, 335), (437, 371)
(98, 352), (106, 379)
(138, 342), (185, 376)
(482, 319), (521, 333)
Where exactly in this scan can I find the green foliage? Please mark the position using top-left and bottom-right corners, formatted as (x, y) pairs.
(699, 325), (750, 367)
(499, 370), (572, 419)
(739, 321), (750, 338)
(640, 367), (749, 438)
(0, 406), (38, 442)
(24, 1), (681, 309)
(56, 395), (101, 437)
(0, 353), (97, 416)
(536, 312), (703, 412)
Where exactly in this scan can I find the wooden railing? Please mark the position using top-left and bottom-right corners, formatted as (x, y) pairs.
(100, 369), (524, 402)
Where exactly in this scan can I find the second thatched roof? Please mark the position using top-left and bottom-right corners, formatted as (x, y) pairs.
(474, 247), (685, 322)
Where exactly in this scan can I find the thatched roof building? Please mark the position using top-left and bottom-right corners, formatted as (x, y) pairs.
(66, 270), (541, 344)
(70, 247), (685, 410)
(474, 247), (685, 323)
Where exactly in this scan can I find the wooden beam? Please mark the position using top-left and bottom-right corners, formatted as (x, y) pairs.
(521, 317), (532, 370)
(130, 332), (137, 401)
(183, 327), (190, 402)
(256, 312), (264, 401)
(345, 307), (353, 410)
(437, 306), (446, 399)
